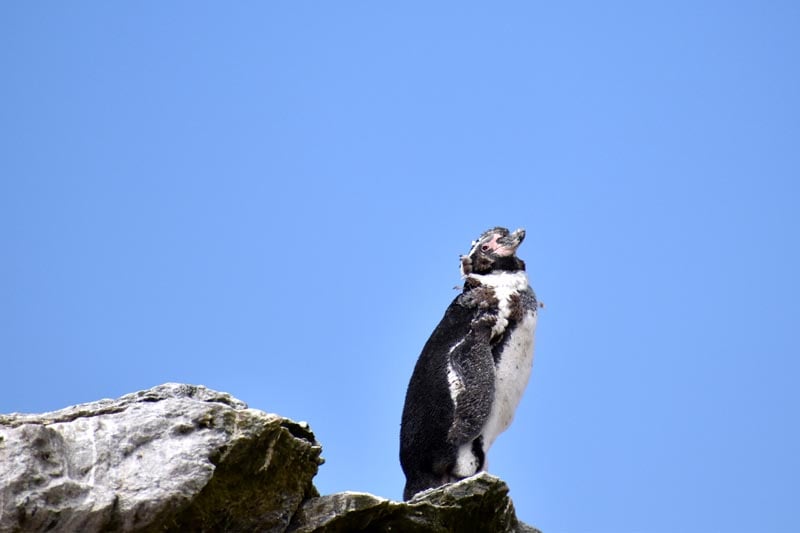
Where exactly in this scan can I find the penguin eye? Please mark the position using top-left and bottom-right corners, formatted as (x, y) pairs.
(481, 244), (490, 252)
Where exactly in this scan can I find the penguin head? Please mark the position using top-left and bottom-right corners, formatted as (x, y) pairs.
(460, 227), (526, 276)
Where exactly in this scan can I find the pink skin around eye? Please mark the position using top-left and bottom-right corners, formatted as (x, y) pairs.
(481, 233), (518, 257)
(480, 234), (501, 253)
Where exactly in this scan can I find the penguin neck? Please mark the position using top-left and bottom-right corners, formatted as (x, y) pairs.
(465, 270), (529, 290)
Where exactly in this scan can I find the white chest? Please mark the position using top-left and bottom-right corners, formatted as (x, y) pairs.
(467, 271), (537, 450)
(483, 310), (537, 449)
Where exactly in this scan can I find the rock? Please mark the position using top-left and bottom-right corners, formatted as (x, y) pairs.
(0, 383), (323, 532)
(288, 472), (540, 533)
(0, 384), (540, 533)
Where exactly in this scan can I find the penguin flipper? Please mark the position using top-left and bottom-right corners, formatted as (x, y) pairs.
(446, 323), (495, 445)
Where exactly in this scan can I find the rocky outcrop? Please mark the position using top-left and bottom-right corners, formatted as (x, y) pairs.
(0, 384), (322, 532)
(0, 384), (538, 532)
(289, 473), (539, 533)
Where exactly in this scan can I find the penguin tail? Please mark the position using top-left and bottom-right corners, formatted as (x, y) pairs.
(403, 472), (446, 501)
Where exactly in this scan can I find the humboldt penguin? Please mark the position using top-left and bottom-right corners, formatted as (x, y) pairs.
(400, 227), (538, 500)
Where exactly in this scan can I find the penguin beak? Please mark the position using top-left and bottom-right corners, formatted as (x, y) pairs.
(495, 228), (525, 256)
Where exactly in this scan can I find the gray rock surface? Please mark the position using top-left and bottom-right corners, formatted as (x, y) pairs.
(0, 383), (322, 532)
(289, 472), (540, 533)
(0, 383), (539, 532)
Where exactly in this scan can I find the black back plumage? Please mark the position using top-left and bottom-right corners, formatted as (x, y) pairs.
(399, 289), (498, 499)
(399, 296), (474, 498)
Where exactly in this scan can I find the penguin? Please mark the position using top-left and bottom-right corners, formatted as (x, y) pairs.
(399, 227), (538, 501)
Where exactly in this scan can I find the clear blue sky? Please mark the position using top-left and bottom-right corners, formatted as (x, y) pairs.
(1, 3), (798, 532)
